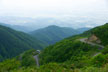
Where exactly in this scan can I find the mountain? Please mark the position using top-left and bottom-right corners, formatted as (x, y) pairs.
(0, 16), (102, 32)
(0, 24), (45, 61)
(77, 27), (91, 33)
(0, 23), (31, 32)
(29, 25), (88, 45)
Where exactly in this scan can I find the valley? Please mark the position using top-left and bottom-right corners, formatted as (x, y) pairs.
(0, 0), (107, 71)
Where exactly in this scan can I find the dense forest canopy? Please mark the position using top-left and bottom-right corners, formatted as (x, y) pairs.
(0, 24), (46, 61)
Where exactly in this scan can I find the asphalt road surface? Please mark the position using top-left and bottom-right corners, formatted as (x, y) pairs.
(80, 38), (104, 49)
(34, 55), (40, 67)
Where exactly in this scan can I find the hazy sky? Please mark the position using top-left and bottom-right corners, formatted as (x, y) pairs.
(0, 0), (108, 17)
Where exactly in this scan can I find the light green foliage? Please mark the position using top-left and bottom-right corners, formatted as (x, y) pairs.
(1, 61), (108, 72)
(90, 53), (108, 67)
(91, 54), (106, 67)
(0, 49), (37, 72)
(21, 49), (36, 67)
(0, 58), (21, 72)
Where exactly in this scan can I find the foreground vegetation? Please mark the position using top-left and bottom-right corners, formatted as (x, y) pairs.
(1, 56), (108, 72)
(1, 39), (108, 72)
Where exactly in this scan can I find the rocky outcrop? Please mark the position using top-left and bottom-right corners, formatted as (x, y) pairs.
(87, 34), (101, 44)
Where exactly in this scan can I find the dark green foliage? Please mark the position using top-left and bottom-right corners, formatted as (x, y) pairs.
(102, 45), (108, 54)
(0, 24), (45, 61)
(30, 25), (82, 45)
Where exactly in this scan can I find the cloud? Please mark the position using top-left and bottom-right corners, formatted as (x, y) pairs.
(0, 0), (107, 17)
(105, 0), (108, 7)
(0, 0), (3, 5)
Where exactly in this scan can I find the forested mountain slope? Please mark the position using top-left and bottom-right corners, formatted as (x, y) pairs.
(0, 25), (45, 61)
(39, 23), (108, 67)
(30, 25), (88, 45)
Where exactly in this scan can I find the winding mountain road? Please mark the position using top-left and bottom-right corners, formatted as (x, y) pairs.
(33, 38), (104, 67)
(33, 50), (40, 67)
(80, 38), (104, 49)
(80, 38), (104, 57)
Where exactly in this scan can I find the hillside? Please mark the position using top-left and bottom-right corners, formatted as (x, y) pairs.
(39, 23), (108, 62)
(0, 24), (45, 61)
(39, 36), (99, 66)
(39, 23), (108, 64)
(39, 23), (108, 67)
(30, 25), (88, 45)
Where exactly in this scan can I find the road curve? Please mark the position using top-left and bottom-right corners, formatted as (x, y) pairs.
(80, 38), (104, 49)
(34, 55), (40, 67)
(80, 38), (104, 57)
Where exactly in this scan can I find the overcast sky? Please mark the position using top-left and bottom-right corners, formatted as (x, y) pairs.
(0, 0), (108, 17)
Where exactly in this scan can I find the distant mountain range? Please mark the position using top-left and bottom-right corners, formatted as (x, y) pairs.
(0, 24), (45, 61)
(0, 22), (90, 46)
(0, 23), (31, 32)
(30, 25), (90, 45)
(0, 16), (103, 32)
